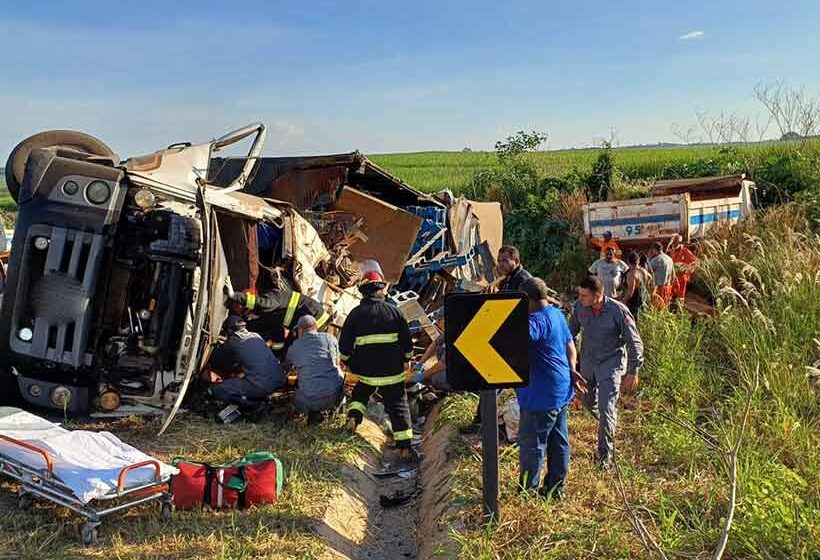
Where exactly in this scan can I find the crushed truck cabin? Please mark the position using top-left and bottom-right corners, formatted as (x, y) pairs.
(0, 124), (502, 427)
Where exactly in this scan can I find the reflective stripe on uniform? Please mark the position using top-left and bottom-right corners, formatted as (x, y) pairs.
(270, 342), (285, 350)
(354, 333), (399, 347)
(282, 292), (301, 327)
(348, 401), (367, 415)
(245, 292), (257, 310)
(316, 312), (330, 329)
(340, 354), (350, 362)
(404, 351), (414, 359)
(356, 372), (406, 386)
(393, 429), (413, 441)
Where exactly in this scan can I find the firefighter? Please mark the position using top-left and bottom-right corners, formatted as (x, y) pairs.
(340, 266), (417, 464)
(230, 285), (330, 352)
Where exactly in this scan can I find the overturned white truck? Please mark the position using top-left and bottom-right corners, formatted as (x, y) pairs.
(0, 124), (501, 427)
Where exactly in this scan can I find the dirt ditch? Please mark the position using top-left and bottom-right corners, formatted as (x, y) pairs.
(316, 403), (460, 560)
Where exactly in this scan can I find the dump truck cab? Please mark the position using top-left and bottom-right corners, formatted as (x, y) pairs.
(0, 124), (267, 417)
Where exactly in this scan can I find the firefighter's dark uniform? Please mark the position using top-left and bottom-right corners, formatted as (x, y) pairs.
(240, 288), (330, 351)
(340, 294), (415, 448)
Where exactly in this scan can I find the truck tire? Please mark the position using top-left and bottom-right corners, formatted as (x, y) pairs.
(4, 130), (116, 202)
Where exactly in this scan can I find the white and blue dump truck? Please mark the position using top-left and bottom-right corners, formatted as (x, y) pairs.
(583, 174), (755, 247)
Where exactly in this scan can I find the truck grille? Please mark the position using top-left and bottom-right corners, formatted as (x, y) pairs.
(10, 226), (105, 367)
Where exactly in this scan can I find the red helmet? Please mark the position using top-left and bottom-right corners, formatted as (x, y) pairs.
(362, 270), (384, 284)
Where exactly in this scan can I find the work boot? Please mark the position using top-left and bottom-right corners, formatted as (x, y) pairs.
(397, 447), (420, 467)
(307, 411), (325, 426)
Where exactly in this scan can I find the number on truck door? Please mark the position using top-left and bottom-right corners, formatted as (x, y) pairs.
(624, 225), (643, 236)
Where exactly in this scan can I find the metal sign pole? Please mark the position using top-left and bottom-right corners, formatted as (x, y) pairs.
(480, 389), (499, 522)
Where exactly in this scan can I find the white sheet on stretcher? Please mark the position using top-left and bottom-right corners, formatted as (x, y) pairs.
(0, 407), (178, 504)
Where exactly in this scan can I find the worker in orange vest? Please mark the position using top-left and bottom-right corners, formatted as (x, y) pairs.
(668, 235), (699, 304)
(647, 242), (676, 308)
(590, 231), (622, 258)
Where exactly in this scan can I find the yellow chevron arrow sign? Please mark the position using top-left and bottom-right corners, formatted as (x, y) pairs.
(453, 299), (523, 384)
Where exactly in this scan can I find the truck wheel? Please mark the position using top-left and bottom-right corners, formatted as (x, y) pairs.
(4, 130), (116, 203)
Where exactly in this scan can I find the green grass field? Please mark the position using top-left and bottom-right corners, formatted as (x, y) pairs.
(370, 144), (752, 193)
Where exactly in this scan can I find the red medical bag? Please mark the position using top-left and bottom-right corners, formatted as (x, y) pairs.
(170, 452), (284, 509)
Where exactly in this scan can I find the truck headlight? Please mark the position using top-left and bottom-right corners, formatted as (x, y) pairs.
(33, 237), (49, 250)
(50, 386), (72, 407)
(62, 180), (80, 196)
(28, 383), (42, 397)
(99, 390), (121, 412)
(133, 188), (156, 209)
(86, 181), (111, 205)
(18, 327), (33, 342)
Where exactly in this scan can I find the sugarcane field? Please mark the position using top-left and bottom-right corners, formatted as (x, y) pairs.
(0, 3), (819, 560)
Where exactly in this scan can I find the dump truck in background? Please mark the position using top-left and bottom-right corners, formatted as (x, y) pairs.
(583, 174), (755, 247)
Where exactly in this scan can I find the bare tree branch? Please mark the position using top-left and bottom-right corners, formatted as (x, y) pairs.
(612, 455), (670, 560)
(712, 361), (760, 560)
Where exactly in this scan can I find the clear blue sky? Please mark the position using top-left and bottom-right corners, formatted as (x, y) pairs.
(1, 1), (819, 159)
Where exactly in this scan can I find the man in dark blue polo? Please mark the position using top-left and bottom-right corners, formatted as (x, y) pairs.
(517, 277), (582, 499)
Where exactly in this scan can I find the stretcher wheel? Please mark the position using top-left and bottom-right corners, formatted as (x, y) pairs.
(81, 523), (98, 546)
(17, 493), (33, 510)
(160, 501), (172, 521)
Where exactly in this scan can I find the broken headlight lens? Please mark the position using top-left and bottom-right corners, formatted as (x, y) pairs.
(33, 236), (49, 250)
(86, 181), (111, 205)
(18, 327), (33, 342)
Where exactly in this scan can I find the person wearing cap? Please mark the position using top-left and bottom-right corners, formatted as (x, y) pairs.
(340, 267), (417, 463)
(517, 277), (581, 498)
(590, 231), (622, 259)
(207, 315), (286, 406)
(284, 315), (345, 425)
(229, 285), (330, 352)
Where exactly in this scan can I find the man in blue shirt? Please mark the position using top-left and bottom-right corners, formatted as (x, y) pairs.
(517, 278), (582, 499)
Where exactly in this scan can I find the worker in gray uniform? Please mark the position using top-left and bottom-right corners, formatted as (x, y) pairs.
(569, 275), (643, 469)
(207, 315), (286, 406)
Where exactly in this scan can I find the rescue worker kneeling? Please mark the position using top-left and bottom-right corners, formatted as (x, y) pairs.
(207, 315), (286, 406)
(340, 268), (417, 464)
(284, 315), (344, 425)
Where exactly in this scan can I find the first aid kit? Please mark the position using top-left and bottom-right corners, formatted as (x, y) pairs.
(170, 452), (284, 509)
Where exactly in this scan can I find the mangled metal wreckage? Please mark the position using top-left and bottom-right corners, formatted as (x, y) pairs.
(0, 123), (502, 428)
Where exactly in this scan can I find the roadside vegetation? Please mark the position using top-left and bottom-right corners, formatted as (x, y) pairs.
(434, 205), (820, 559)
(0, 413), (375, 560)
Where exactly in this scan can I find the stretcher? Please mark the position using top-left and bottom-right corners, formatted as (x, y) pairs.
(0, 407), (177, 545)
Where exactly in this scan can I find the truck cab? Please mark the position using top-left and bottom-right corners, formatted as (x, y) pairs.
(0, 124), (269, 419)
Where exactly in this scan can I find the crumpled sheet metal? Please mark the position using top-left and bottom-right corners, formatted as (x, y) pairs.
(288, 210), (331, 299)
(333, 187), (423, 284)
